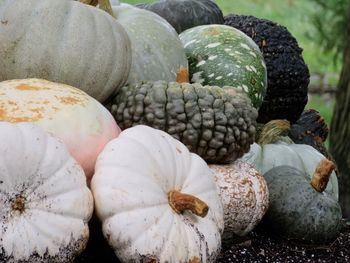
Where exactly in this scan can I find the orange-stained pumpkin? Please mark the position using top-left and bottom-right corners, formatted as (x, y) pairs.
(0, 78), (120, 180)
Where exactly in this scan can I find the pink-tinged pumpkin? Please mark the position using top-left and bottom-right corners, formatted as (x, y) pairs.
(0, 78), (120, 180)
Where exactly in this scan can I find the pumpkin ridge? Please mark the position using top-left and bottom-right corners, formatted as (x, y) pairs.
(24, 211), (89, 253)
(115, 128), (188, 189)
(182, 217), (208, 262)
(28, 182), (88, 206)
(105, 18), (130, 92)
(130, 207), (172, 246)
(156, 211), (178, 261)
(25, 156), (74, 200)
(29, 201), (92, 221)
(164, 81), (170, 138)
(105, 199), (169, 222)
(78, 8), (99, 90)
(53, 2), (76, 82)
(295, 146), (310, 174)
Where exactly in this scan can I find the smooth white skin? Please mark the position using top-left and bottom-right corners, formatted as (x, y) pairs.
(0, 122), (93, 262)
(92, 125), (224, 263)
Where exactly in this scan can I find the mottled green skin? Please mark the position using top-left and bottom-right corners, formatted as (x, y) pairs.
(107, 81), (258, 164)
(263, 166), (342, 243)
(179, 25), (267, 109)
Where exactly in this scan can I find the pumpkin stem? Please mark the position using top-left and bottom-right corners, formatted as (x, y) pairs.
(168, 190), (209, 217)
(11, 195), (26, 213)
(79, 0), (115, 18)
(311, 159), (335, 192)
(258, 119), (293, 145)
(79, 0), (98, 6)
(176, 67), (190, 83)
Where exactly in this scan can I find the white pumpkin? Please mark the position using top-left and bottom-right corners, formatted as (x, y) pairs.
(0, 122), (93, 262)
(91, 125), (224, 263)
(209, 160), (269, 243)
(0, 0), (131, 102)
(0, 78), (121, 180)
(110, 3), (189, 84)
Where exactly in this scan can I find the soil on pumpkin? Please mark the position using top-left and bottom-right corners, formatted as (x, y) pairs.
(75, 218), (350, 263)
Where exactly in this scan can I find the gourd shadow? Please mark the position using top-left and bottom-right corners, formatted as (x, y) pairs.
(75, 213), (121, 263)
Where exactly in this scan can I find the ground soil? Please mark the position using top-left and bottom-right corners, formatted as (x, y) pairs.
(75, 218), (350, 263)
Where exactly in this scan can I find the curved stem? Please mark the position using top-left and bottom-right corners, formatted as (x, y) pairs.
(168, 190), (209, 217)
(310, 159), (335, 192)
(258, 119), (293, 145)
(80, 0), (98, 6)
(98, 0), (114, 17)
(79, 0), (115, 18)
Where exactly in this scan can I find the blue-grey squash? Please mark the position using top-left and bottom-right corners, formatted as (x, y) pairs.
(261, 159), (342, 243)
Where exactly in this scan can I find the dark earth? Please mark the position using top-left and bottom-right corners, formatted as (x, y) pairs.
(75, 217), (350, 263)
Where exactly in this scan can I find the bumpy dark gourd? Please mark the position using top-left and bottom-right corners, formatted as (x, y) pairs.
(262, 160), (342, 243)
(289, 109), (330, 155)
(136, 0), (224, 33)
(107, 81), (258, 163)
(224, 14), (310, 123)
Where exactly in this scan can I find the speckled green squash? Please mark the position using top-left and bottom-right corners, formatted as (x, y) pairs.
(262, 164), (342, 243)
(179, 25), (267, 109)
(107, 81), (258, 164)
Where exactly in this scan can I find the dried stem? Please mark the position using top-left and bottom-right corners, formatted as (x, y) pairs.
(79, 0), (114, 18)
(168, 190), (209, 217)
(311, 159), (336, 192)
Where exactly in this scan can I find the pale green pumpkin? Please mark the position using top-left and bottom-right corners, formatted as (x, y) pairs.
(241, 120), (339, 199)
(262, 160), (342, 243)
(0, 0), (131, 102)
(111, 3), (189, 84)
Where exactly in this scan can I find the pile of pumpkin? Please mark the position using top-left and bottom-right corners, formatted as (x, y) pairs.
(0, 0), (343, 262)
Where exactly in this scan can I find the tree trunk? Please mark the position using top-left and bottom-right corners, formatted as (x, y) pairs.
(330, 4), (350, 218)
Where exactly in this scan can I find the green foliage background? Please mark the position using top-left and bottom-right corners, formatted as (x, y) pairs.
(124, 0), (342, 78)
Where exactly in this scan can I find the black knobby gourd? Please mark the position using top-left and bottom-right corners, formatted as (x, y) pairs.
(224, 14), (310, 124)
